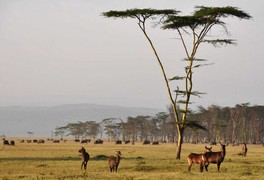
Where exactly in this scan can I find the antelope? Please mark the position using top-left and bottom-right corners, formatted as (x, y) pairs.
(242, 143), (248, 157)
(187, 146), (212, 172)
(109, 151), (122, 172)
(203, 142), (228, 172)
(79, 147), (90, 170)
(115, 140), (122, 144)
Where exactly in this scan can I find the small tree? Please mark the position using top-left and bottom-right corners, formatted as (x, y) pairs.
(103, 6), (251, 159)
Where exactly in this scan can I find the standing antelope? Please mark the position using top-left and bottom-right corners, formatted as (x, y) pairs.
(79, 147), (90, 171)
(242, 143), (248, 157)
(203, 142), (228, 172)
(109, 151), (122, 172)
(187, 146), (212, 172)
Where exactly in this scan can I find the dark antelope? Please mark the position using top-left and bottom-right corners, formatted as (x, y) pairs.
(79, 147), (90, 170)
(203, 142), (228, 172)
(187, 146), (212, 172)
(109, 151), (122, 172)
(242, 143), (248, 157)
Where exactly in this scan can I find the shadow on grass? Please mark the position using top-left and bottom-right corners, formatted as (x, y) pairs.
(0, 157), (79, 161)
(0, 156), (146, 162)
(92, 155), (146, 161)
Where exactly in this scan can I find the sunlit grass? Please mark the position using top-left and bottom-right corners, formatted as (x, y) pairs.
(0, 139), (263, 179)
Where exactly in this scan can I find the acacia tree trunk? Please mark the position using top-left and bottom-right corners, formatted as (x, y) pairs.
(176, 127), (184, 159)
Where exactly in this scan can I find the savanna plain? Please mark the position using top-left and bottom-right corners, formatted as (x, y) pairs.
(0, 139), (263, 180)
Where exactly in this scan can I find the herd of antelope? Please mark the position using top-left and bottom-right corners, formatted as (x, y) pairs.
(78, 142), (248, 173)
(78, 147), (122, 172)
(188, 142), (248, 172)
(3, 138), (248, 173)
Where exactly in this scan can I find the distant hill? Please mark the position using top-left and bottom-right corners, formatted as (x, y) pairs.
(0, 103), (163, 137)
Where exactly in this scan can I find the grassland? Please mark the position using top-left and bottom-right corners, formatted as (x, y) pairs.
(0, 139), (263, 180)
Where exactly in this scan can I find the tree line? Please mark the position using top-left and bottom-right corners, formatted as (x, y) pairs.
(55, 103), (264, 144)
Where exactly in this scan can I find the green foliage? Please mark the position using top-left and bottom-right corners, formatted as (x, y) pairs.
(185, 120), (207, 131)
(102, 6), (252, 159)
(169, 76), (185, 81)
(163, 6), (251, 30)
(102, 9), (179, 20)
(203, 39), (237, 47)
(194, 6), (252, 20)
(162, 15), (205, 29)
(55, 121), (100, 138)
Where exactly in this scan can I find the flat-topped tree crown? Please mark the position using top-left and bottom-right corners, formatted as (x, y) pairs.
(103, 9), (179, 19)
(101, 6), (251, 160)
(194, 6), (252, 19)
(163, 6), (252, 47)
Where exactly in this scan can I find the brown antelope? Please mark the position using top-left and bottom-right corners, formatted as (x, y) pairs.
(109, 151), (122, 172)
(79, 147), (90, 170)
(203, 142), (228, 172)
(187, 146), (212, 172)
(242, 143), (248, 157)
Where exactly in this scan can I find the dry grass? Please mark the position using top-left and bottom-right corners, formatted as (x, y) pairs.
(0, 139), (263, 179)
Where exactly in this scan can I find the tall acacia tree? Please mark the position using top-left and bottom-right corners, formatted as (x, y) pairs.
(103, 7), (251, 159)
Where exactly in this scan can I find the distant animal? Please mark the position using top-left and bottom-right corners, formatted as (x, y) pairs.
(203, 142), (228, 172)
(124, 140), (130, 144)
(115, 140), (122, 144)
(10, 140), (15, 146)
(75, 139), (80, 143)
(38, 139), (45, 144)
(53, 140), (60, 143)
(242, 143), (248, 157)
(210, 141), (217, 145)
(143, 140), (150, 145)
(94, 139), (103, 144)
(33, 139), (38, 143)
(3, 140), (9, 145)
(187, 146), (212, 172)
(27, 140), (32, 143)
(152, 141), (159, 145)
(81, 139), (90, 144)
(109, 151), (122, 172)
(79, 147), (90, 170)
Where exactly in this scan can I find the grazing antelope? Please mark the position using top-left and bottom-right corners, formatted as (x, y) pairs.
(203, 142), (228, 172)
(187, 146), (212, 172)
(94, 139), (103, 144)
(143, 140), (150, 145)
(242, 143), (248, 157)
(79, 147), (90, 170)
(3, 140), (9, 145)
(152, 141), (159, 145)
(109, 151), (122, 172)
(124, 140), (130, 144)
(115, 140), (122, 144)
(10, 140), (15, 146)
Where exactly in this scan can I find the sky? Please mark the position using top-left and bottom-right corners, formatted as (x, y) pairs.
(0, 0), (263, 110)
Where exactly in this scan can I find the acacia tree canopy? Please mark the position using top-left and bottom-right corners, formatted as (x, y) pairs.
(102, 6), (252, 159)
(102, 9), (179, 20)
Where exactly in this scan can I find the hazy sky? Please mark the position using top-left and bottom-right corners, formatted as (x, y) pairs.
(0, 0), (263, 109)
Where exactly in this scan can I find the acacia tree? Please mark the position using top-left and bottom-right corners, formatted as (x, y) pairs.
(103, 7), (251, 159)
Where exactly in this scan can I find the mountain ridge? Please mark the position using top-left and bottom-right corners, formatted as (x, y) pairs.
(0, 103), (164, 137)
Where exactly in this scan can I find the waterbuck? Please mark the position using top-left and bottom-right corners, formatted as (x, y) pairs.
(79, 147), (90, 170)
(109, 151), (122, 172)
(203, 142), (228, 172)
(187, 146), (212, 172)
